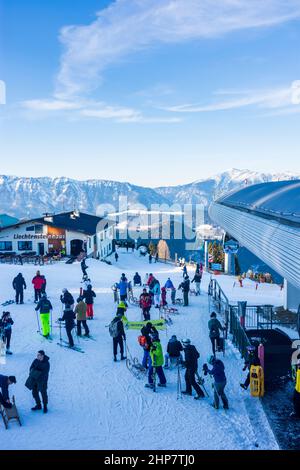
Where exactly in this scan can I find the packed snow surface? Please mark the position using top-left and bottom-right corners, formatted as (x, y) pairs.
(0, 251), (278, 450)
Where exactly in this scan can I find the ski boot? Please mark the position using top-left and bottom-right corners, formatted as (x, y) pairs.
(145, 383), (154, 389)
(240, 383), (247, 390)
(182, 391), (192, 396)
(6, 349), (13, 355)
(32, 404), (42, 411)
(43, 405), (48, 414)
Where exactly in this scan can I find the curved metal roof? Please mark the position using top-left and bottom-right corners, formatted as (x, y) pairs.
(216, 180), (300, 227)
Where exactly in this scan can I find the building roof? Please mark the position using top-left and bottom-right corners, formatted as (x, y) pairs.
(0, 214), (19, 228)
(216, 180), (300, 227)
(0, 211), (107, 236)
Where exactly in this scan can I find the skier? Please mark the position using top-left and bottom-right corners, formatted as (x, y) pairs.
(181, 339), (204, 400)
(178, 275), (190, 307)
(0, 312), (14, 355)
(171, 287), (176, 305)
(0, 374), (16, 409)
(240, 345), (261, 390)
(203, 356), (229, 410)
(164, 278), (175, 290)
(138, 323), (156, 370)
(291, 363), (300, 418)
(81, 257), (88, 278)
(117, 275), (128, 302)
(109, 311), (126, 362)
(58, 305), (76, 348)
(139, 289), (152, 321)
(164, 335), (183, 369)
(12, 273), (26, 305)
(161, 287), (167, 307)
(146, 332), (167, 389)
(32, 271), (46, 303)
(115, 252), (119, 263)
(75, 296), (90, 337)
(60, 289), (74, 309)
(82, 284), (96, 320)
(191, 270), (202, 296)
(149, 253), (152, 264)
(182, 264), (188, 278)
(208, 312), (225, 356)
(133, 272), (142, 287)
(35, 294), (53, 338)
(153, 280), (161, 308)
(26, 350), (50, 413)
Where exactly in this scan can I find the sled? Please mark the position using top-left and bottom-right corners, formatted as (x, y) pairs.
(250, 366), (264, 398)
(0, 396), (22, 429)
(128, 293), (139, 306)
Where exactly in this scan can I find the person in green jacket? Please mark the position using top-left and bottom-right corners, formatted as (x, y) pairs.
(208, 312), (224, 356)
(145, 333), (167, 388)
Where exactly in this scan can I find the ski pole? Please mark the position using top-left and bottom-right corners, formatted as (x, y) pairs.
(177, 364), (182, 400)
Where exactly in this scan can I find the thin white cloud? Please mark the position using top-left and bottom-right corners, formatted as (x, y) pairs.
(22, 99), (82, 111)
(55, 0), (300, 98)
(160, 82), (300, 113)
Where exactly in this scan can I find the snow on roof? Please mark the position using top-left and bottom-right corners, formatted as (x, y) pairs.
(216, 180), (300, 227)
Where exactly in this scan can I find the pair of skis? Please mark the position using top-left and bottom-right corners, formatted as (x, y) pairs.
(57, 339), (85, 353)
(1, 300), (15, 307)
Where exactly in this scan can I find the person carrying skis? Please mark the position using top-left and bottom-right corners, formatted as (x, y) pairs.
(139, 289), (152, 321)
(75, 297), (90, 337)
(26, 350), (50, 414)
(133, 272), (142, 287)
(203, 356), (229, 410)
(178, 275), (190, 307)
(12, 273), (26, 305)
(164, 335), (183, 369)
(58, 305), (76, 348)
(32, 271), (46, 303)
(35, 294), (53, 339)
(109, 311), (126, 362)
(191, 270), (202, 296)
(240, 345), (261, 390)
(140, 322), (158, 369)
(146, 332), (166, 389)
(0, 374), (16, 409)
(208, 312), (225, 356)
(82, 284), (96, 320)
(60, 289), (74, 309)
(0, 312), (14, 355)
(181, 339), (204, 400)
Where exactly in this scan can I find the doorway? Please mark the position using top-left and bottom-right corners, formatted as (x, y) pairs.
(38, 243), (45, 256)
(70, 239), (84, 257)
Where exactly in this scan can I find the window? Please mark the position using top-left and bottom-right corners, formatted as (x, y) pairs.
(35, 224), (44, 234)
(18, 241), (33, 251)
(0, 241), (13, 251)
(26, 226), (35, 232)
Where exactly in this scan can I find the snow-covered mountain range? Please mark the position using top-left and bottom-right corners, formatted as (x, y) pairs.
(0, 169), (299, 219)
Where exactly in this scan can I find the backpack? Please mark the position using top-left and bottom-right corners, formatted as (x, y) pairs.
(109, 319), (120, 338)
(138, 335), (148, 348)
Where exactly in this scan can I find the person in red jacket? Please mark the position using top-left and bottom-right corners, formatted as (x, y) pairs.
(32, 271), (46, 303)
(139, 289), (152, 321)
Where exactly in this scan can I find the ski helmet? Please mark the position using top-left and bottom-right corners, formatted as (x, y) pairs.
(182, 338), (191, 346)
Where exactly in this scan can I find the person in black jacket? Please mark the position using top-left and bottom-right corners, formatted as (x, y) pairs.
(28, 350), (50, 413)
(182, 339), (204, 399)
(35, 294), (53, 338)
(178, 276), (190, 306)
(60, 289), (74, 308)
(82, 284), (96, 320)
(81, 258), (88, 277)
(164, 335), (183, 368)
(0, 374), (16, 409)
(12, 273), (26, 304)
(191, 271), (202, 296)
(133, 272), (142, 286)
(0, 312), (14, 354)
(58, 306), (76, 347)
(110, 311), (126, 362)
(240, 346), (261, 390)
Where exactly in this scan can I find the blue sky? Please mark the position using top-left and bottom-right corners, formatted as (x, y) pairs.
(1, 0), (300, 186)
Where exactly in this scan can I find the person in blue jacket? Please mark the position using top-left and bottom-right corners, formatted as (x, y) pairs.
(164, 278), (174, 289)
(117, 275), (129, 301)
(203, 356), (229, 410)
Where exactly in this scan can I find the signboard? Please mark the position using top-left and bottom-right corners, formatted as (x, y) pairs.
(211, 263), (223, 271)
